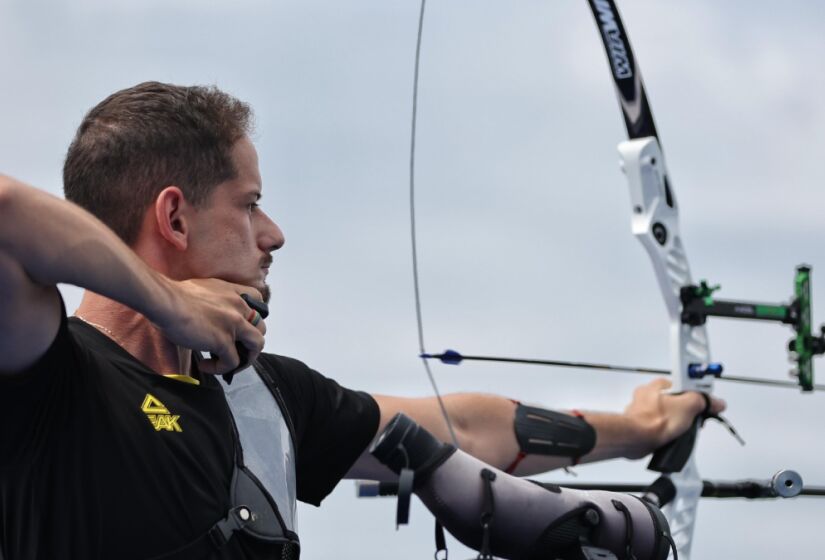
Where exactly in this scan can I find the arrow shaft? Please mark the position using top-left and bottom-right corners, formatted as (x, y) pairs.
(424, 352), (825, 392)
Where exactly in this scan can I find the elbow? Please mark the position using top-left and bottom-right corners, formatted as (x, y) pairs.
(0, 177), (16, 248)
(447, 415), (476, 456)
(0, 175), (10, 202)
(0, 175), (20, 214)
(0, 177), (32, 256)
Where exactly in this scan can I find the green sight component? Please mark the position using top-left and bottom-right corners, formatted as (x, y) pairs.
(695, 281), (722, 306)
(793, 266), (814, 392)
(755, 304), (788, 320)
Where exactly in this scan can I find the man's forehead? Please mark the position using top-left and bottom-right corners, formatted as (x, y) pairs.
(230, 137), (263, 193)
(232, 135), (260, 165)
(216, 177), (261, 200)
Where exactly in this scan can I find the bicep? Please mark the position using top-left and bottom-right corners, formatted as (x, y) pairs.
(345, 395), (450, 481)
(372, 393), (522, 468)
(372, 394), (462, 444)
(0, 250), (62, 374)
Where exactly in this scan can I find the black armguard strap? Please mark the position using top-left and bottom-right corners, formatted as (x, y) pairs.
(371, 413), (457, 484)
(514, 404), (596, 458)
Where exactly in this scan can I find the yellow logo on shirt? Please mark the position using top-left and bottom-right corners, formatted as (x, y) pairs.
(141, 394), (183, 432)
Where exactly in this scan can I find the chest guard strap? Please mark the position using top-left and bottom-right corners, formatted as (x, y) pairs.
(147, 465), (299, 560)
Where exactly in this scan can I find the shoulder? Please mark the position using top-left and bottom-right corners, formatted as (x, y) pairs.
(2, 304), (94, 384)
(254, 353), (322, 403)
(256, 354), (381, 506)
(255, 352), (345, 404)
(254, 352), (378, 440)
(256, 353), (314, 378)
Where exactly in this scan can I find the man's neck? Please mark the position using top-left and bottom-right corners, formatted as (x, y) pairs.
(75, 291), (193, 377)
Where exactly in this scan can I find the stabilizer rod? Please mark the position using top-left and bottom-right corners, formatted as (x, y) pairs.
(358, 470), (825, 500)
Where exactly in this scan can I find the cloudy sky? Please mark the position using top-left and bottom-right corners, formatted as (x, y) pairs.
(2, 0), (823, 558)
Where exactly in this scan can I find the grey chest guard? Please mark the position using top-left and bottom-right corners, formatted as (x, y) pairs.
(219, 364), (298, 532)
(228, 464), (294, 543)
(149, 365), (300, 560)
(219, 364), (300, 544)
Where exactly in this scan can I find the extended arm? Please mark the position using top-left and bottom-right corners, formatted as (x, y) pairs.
(0, 176), (263, 375)
(359, 378), (725, 477)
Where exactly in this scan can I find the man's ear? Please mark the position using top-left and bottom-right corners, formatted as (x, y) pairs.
(154, 186), (191, 251)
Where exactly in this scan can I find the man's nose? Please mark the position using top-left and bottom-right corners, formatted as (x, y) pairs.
(260, 213), (285, 252)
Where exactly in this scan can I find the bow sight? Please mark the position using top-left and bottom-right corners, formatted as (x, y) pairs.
(421, 265), (825, 393)
(680, 265), (825, 391)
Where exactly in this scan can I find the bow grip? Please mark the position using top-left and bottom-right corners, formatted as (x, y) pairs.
(647, 415), (701, 474)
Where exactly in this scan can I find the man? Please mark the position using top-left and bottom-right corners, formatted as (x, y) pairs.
(0, 82), (722, 559)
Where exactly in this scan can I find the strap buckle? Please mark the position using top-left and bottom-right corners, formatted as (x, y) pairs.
(209, 504), (254, 547)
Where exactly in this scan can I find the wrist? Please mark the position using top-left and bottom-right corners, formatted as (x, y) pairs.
(140, 270), (178, 329)
(621, 411), (666, 459)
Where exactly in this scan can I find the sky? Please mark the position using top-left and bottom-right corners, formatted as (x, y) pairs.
(2, 0), (824, 558)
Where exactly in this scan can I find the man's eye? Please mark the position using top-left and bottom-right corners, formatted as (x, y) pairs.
(249, 202), (260, 211)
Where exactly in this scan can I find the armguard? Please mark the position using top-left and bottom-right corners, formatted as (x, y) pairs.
(372, 414), (673, 560)
(515, 404), (596, 458)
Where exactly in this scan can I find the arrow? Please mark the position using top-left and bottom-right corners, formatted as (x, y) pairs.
(421, 350), (825, 392)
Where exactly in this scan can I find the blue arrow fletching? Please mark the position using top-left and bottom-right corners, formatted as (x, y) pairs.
(438, 349), (464, 365)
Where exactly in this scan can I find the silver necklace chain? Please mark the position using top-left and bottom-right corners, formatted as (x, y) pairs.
(74, 314), (123, 345)
(74, 315), (192, 380)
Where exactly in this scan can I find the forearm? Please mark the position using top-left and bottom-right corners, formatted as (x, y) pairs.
(373, 380), (716, 477)
(434, 394), (655, 476)
(0, 176), (173, 322)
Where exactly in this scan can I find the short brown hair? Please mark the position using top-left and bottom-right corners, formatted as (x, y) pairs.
(64, 81), (254, 244)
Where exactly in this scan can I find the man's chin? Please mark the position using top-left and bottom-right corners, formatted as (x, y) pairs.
(247, 281), (271, 304)
(192, 274), (270, 304)
(231, 278), (270, 304)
